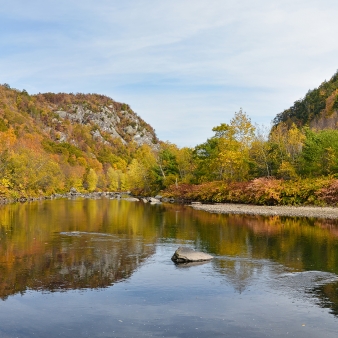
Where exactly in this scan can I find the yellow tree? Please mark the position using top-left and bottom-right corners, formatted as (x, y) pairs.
(0, 127), (16, 153)
(214, 109), (255, 181)
(269, 123), (305, 178)
(0, 127), (17, 187)
(176, 147), (195, 183)
(250, 124), (271, 177)
(107, 167), (126, 191)
(9, 149), (63, 194)
(86, 169), (98, 192)
(125, 145), (158, 193)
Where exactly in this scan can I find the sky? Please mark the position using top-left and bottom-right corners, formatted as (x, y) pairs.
(1, 0), (338, 147)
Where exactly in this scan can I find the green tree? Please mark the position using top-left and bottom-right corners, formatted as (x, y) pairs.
(299, 128), (338, 176)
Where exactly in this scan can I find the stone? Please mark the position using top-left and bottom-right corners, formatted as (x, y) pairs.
(69, 187), (78, 195)
(175, 261), (210, 268)
(171, 247), (213, 263)
(123, 197), (139, 202)
(148, 197), (160, 203)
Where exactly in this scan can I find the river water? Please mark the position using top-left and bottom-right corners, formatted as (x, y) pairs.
(0, 198), (338, 337)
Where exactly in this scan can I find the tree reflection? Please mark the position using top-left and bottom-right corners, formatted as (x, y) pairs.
(1, 199), (338, 315)
(312, 282), (338, 317)
(0, 199), (158, 299)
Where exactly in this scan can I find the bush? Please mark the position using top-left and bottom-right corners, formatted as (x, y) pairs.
(162, 177), (335, 206)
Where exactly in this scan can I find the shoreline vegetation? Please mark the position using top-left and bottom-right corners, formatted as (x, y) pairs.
(161, 178), (338, 207)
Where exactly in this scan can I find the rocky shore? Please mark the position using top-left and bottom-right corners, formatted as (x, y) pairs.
(190, 203), (338, 219)
(3, 189), (338, 220)
(0, 188), (133, 205)
(0, 189), (171, 206)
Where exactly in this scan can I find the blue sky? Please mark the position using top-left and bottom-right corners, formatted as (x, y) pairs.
(1, 0), (338, 147)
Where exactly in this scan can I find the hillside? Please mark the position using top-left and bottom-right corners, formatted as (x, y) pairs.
(0, 84), (160, 197)
(273, 71), (338, 129)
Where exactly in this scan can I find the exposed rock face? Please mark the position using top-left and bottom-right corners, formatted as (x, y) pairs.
(53, 103), (158, 148)
(171, 247), (213, 263)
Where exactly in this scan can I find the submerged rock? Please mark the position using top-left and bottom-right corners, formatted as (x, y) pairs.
(175, 261), (211, 268)
(171, 247), (213, 263)
(123, 197), (139, 202)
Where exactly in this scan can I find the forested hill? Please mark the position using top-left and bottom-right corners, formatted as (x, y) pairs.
(0, 84), (160, 197)
(273, 71), (338, 129)
(1, 85), (158, 147)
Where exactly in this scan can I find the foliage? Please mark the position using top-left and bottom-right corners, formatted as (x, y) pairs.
(4, 71), (338, 206)
(0, 84), (161, 197)
(273, 70), (338, 127)
(299, 128), (338, 176)
(85, 169), (98, 192)
(193, 109), (255, 182)
(162, 177), (335, 206)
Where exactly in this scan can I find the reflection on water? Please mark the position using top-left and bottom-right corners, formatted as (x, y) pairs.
(0, 199), (158, 299)
(0, 198), (338, 337)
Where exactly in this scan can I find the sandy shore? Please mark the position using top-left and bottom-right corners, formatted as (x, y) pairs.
(190, 203), (338, 219)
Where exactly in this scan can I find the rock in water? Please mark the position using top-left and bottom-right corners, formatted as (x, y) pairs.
(171, 247), (213, 263)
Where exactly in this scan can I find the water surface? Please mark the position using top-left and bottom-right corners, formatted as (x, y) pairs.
(0, 198), (338, 337)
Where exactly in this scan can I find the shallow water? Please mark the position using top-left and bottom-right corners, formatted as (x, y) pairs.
(0, 198), (338, 337)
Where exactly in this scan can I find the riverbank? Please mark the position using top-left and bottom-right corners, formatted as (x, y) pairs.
(161, 178), (338, 207)
(0, 189), (132, 205)
(190, 203), (338, 219)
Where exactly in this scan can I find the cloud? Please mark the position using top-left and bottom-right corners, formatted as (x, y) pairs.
(1, 0), (338, 146)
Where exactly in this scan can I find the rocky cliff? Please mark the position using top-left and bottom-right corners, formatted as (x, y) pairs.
(39, 92), (158, 148)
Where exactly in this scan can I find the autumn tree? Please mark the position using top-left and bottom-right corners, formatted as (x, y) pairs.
(176, 147), (195, 183)
(86, 169), (98, 192)
(125, 145), (158, 194)
(249, 124), (271, 177)
(107, 167), (126, 191)
(268, 123), (305, 178)
(194, 109), (255, 182)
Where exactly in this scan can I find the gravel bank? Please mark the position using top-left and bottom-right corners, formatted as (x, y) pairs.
(190, 203), (338, 219)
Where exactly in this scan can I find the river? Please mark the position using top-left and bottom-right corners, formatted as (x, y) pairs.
(0, 198), (338, 337)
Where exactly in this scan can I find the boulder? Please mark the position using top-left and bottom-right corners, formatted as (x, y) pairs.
(69, 187), (78, 195)
(171, 247), (213, 263)
(149, 197), (161, 204)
